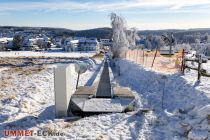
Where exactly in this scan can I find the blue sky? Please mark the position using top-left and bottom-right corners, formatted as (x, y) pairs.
(0, 0), (210, 30)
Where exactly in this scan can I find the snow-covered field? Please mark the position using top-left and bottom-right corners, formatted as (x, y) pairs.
(0, 55), (210, 139)
(115, 59), (210, 139)
(0, 51), (96, 58)
(0, 56), (101, 139)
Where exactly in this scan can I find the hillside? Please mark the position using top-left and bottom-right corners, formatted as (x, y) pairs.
(1, 26), (210, 39)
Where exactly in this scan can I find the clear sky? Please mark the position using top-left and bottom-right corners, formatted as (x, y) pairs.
(0, 0), (210, 30)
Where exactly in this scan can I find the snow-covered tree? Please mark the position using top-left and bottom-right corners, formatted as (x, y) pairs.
(127, 28), (140, 49)
(193, 43), (210, 56)
(110, 13), (129, 58)
(174, 43), (191, 52)
(144, 34), (153, 50)
(195, 38), (200, 44)
(204, 33), (210, 43)
(152, 36), (164, 50)
(144, 39), (152, 50)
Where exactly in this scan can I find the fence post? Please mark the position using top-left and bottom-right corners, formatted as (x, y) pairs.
(161, 75), (167, 110)
(136, 50), (138, 63)
(181, 49), (185, 74)
(143, 50), (145, 65)
(198, 55), (202, 81)
(128, 50), (130, 60)
(151, 48), (158, 68)
(145, 53), (148, 67)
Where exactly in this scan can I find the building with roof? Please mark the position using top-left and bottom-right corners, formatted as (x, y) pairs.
(0, 37), (13, 50)
(63, 38), (100, 52)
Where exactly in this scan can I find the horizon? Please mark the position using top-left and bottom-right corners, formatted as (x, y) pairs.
(1, 0), (210, 30)
(2, 25), (210, 32)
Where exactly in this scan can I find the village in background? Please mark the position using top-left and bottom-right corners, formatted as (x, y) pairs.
(0, 26), (210, 57)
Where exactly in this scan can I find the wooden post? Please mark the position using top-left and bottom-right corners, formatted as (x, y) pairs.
(161, 75), (167, 110)
(198, 55), (202, 81)
(151, 47), (158, 67)
(181, 49), (185, 74)
(128, 50), (130, 60)
(145, 53), (148, 67)
(182, 59), (186, 74)
(169, 45), (172, 57)
(143, 50), (145, 65)
(136, 50), (138, 63)
(125, 51), (127, 59)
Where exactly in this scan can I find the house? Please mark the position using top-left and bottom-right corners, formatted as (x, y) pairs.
(54, 37), (62, 48)
(22, 38), (36, 50)
(0, 37), (13, 50)
(79, 38), (100, 51)
(0, 38), (8, 51)
(63, 38), (100, 52)
(136, 39), (145, 46)
(100, 39), (112, 50)
(63, 38), (79, 52)
(100, 39), (112, 46)
(7, 38), (13, 49)
(34, 37), (52, 50)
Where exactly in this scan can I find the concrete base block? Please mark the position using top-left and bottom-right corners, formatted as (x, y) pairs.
(54, 64), (75, 118)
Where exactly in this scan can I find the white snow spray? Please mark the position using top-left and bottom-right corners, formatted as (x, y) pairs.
(110, 13), (129, 58)
(110, 13), (140, 58)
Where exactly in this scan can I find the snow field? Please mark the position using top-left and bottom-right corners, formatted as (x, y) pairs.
(0, 55), (210, 139)
(116, 59), (210, 139)
(0, 51), (96, 58)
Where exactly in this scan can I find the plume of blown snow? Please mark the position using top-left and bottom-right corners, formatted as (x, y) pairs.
(110, 13), (129, 58)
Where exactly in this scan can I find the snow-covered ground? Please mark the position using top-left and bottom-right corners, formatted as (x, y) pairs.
(0, 56), (210, 139)
(115, 59), (210, 139)
(0, 57), (101, 139)
(0, 51), (96, 58)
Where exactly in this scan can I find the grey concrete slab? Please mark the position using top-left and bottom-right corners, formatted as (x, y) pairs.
(96, 61), (112, 98)
(113, 87), (135, 98)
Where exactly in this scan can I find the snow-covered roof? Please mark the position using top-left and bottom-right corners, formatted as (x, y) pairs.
(29, 38), (37, 42)
(67, 40), (79, 45)
(36, 37), (44, 40)
(85, 39), (98, 43)
(71, 40), (79, 43)
(0, 37), (13, 42)
(100, 39), (110, 42)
